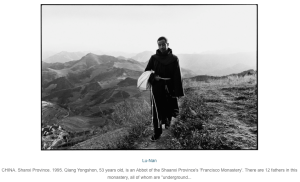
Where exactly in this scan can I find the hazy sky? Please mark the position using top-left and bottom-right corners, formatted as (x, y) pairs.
(42, 5), (256, 54)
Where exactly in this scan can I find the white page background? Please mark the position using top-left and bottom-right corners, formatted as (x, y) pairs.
(0, 0), (299, 181)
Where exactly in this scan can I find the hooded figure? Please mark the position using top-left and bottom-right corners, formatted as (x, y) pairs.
(145, 36), (184, 141)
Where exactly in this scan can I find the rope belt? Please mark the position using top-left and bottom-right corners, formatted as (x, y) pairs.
(157, 76), (171, 80)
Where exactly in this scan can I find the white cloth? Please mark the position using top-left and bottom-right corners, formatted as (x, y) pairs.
(137, 70), (154, 90)
(137, 70), (162, 128)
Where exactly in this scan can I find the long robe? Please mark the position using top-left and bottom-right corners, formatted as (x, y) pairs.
(145, 48), (184, 123)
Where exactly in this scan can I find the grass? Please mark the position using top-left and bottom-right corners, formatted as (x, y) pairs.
(184, 74), (257, 88)
(69, 99), (152, 149)
(110, 99), (152, 149)
(168, 74), (257, 149)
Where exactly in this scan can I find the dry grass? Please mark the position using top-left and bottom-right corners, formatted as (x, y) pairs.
(70, 99), (152, 149)
(109, 99), (152, 149)
(169, 74), (257, 149)
(183, 74), (257, 88)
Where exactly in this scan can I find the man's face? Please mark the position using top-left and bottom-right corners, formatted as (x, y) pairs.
(157, 39), (169, 53)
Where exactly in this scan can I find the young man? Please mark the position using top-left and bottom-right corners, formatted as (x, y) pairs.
(145, 36), (184, 141)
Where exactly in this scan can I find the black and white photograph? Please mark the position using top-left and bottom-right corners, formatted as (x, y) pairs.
(41, 4), (257, 150)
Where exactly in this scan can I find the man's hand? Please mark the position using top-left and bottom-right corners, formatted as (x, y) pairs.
(154, 75), (161, 81)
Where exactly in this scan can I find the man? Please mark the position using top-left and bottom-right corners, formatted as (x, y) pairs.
(145, 36), (184, 141)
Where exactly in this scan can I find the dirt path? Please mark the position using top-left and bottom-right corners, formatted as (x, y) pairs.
(134, 126), (174, 149)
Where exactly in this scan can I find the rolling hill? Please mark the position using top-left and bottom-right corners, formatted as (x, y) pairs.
(188, 69), (256, 82)
(131, 51), (154, 62)
(42, 53), (144, 117)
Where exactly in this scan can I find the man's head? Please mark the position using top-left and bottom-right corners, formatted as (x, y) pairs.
(157, 36), (169, 53)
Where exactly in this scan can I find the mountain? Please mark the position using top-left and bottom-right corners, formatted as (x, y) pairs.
(42, 51), (58, 60)
(131, 51), (154, 62)
(42, 101), (70, 125)
(114, 57), (145, 71)
(44, 51), (87, 63)
(130, 51), (256, 76)
(42, 60), (81, 71)
(177, 52), (256, 75)
(42, 53), (145, 114)
(92, 50), (136, 58)
(229, 69), (256, 77)
(68, 53), (145, 72)
(208, 63), (255, 76)
(117, 77), (137, 87)
(80, 82), (102, 95)
(42, 53), (145, 86)
(89, 67), (142, 84)
(42, 77), (75, 95)
(42, 61), (51, 69)
(69, 53), (115, 71)
(180, 68), (197, 78)
(42, 68), (60, 87)
(42, 50), (206, 118)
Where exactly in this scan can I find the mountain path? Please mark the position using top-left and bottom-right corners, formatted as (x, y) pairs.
(134, 126), (174, 150)
(134, 102), (181, 150)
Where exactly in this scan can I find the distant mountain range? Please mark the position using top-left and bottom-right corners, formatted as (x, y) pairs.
(187, 69), (256, 82)
(43, 51), (87, 63)
(125, 51), (256, 76)
(99, 51), (136, 58)
(131, 51), (153, 62)
(43, 50), (256, 77)
(42, 51), (59, 60)
(43, 50), (138, 63)
(177, 52), (256, 76)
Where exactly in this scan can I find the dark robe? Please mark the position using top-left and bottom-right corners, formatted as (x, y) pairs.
(145, 48), (184, 124)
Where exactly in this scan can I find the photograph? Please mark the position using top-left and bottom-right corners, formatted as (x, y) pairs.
(41, 4), (257, 150)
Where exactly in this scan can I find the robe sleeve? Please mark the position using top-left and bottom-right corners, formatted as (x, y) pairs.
(144, 56), (156, 85)
(145, 56), (154, 71)
(173, 58), (184, 97)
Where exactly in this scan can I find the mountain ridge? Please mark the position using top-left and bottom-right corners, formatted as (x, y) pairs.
(43, 51), (87, 63)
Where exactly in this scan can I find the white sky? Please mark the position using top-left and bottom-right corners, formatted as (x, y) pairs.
(42, 5), (257, 54)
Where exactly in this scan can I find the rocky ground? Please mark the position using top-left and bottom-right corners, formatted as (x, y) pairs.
(42, 124), (70, 149)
